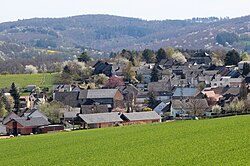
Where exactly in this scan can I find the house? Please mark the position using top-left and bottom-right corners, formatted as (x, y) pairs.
(121, 111), (161, 124)
(158, 58), (178, 69)
(30, 93), (46, 108)
(118, 84), (139, 112)
(202, 90), (222, 106)
(148, 81), (172, 101)
(172, 88), (201, 99)
(209, 87), (241, 106)
(136, 91), (148, 104)
(19, 96), (31, 109)
(187, 51), (211, 65)
(210, 71), (243, 87)
(171, 99), (209, 117)
(54, 91), (80, 107)
(54, 89), (124, 109)
(5, 117), (50, 135)
(84, 89), (124, 109)
(93, 61), (112, 77)
(136, 63), (155, 83)
(78, 112), (123, 129)
(153, 101), (171, 116)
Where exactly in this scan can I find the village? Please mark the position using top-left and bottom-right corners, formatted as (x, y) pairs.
(0, 49), (250, 137)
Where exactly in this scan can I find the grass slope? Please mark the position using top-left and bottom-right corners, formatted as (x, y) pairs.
(0, 116), (249, 165)
(0, 73), (57, 89)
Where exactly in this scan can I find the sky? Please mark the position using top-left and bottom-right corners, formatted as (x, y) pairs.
(1, 0), (250, 23)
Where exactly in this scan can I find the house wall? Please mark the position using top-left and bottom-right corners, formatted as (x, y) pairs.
(86, 122), (116, 129)
(129, 119), (161, 124)
(171, 107), (190, 117)
(39, 125), (64, 133)
(113, 91), (124, 108)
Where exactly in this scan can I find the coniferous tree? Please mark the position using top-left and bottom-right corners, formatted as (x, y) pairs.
(224, 49), (241, 65)
(142, 49), (156, 63)
(10, 82), (20, 113)
(147, 92), (157, 108)
(156, 48), (167, 63)
(77, 51), (92, 62)
(150, 66), (160, 82)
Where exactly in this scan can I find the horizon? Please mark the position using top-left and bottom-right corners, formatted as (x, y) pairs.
(1, 0), (250, 23)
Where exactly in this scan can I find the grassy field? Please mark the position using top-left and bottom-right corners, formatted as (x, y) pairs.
(0, 115), (249, 165)
(0, 73), (57, 89)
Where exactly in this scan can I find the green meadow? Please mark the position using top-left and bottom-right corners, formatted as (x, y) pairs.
(0, 73), (57, 89)
(0, 115), (249, 165)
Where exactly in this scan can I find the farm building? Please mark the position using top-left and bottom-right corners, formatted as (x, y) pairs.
(121, 111), (161, 124)
(78, 112), (123, 129)
(5, 117), (50, 135)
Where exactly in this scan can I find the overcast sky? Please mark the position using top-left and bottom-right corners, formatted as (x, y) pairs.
(1, 0), (250, 23)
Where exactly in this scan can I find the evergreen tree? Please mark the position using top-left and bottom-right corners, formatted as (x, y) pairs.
(156, 48), (167, 63)
(242, 63), (250, 76)
(142, 49), (156, 63)
(150, 66), (160, 82)
(77, 51), (92, 62)
(224, 49), (241, 65)
(10, 82), (20, 113)
(147, 92), (157, 108)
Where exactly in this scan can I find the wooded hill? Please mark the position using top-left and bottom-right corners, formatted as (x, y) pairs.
(0, 14), (250, 59)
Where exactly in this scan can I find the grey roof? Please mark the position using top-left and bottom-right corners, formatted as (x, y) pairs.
(148, 81), (172, 92)
(78, 112), (123, 124)
(123, 111), (161, 121)
(172, 99), (209, 109)
(64, 111), (80, 119)
(173, 88), (198, 97)
(54, 91), (79, 107)
(87, 89), (119, 99)
(3, 112), (20, 125)
(12, 117), (49, 127)
(79, 90), (88, 99)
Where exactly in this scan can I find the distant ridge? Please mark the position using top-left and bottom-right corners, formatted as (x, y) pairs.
(0, 14), (250, 59)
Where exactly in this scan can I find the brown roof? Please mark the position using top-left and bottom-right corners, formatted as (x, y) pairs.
(212, 87), (240, 96)
(202, 91), (222, 101)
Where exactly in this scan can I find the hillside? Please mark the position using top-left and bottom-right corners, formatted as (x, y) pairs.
(0, 15), (250, 59)
(0, 115), (249, 165)
(0, 73), (57, 89)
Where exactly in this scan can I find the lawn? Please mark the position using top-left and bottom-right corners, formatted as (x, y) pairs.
(0, 73), (58, 89)
(0, 115), (249, 165)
